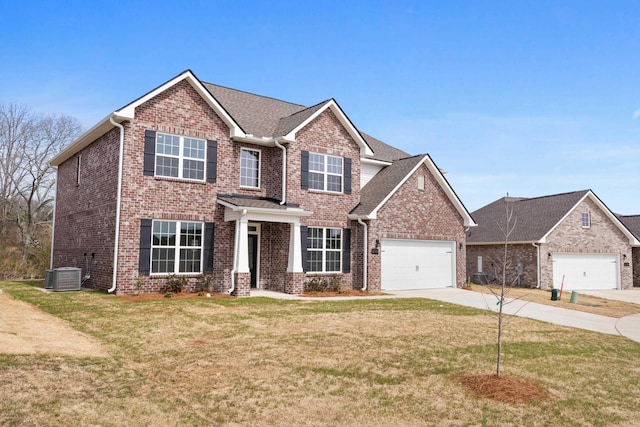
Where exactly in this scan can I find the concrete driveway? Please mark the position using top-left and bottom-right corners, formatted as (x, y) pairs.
(579, 289), (640, 304)
(388, 288), (640, 343)
(252, 288), (640, 343)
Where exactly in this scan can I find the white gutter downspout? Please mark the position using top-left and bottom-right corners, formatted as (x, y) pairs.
(532, 243), (540, 288)
(49, 168), (58, 270)
(273, 138), (287, 205)
(229, 209), (247, 294)
(358, 218), (368, 291)
(108, 117), (125, 293)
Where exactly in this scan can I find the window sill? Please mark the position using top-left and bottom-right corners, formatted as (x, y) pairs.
(307, 189), (344, 196)
(153, 176), (207, 185)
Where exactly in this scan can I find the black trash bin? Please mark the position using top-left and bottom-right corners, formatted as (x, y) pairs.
(551, 289), (559, 301)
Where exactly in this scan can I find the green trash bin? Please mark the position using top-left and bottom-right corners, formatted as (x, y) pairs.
(570, 291), (579, 304)
(551, 289), (559, 301)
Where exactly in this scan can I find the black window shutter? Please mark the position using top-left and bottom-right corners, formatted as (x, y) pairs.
(139, 219), (152, 275)
(301, 150), (309, 189)
(300, 225), (308, 272)
(203, 222), (214, 272)
(206, 140), (218, 183)
(143, 130), (156, 176)
(342, 228), (351, 273)
(344, 157), (352, 194)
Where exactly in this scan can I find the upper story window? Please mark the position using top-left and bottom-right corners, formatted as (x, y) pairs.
(240, 148), (261, 188)
(581, 212), (591, 228)
(307, 227), (342, 272)
(309, 153), (343, 192)
(151, 220), (203, 274)
(155, 132), (206, 181)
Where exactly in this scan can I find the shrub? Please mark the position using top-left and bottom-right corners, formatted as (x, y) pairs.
(306, 277), (327, 292)
(165, 275), (187, 294)
(327, 275), (342, 292)
(306, 276), (343, 293)
(195, 273), (214, 293)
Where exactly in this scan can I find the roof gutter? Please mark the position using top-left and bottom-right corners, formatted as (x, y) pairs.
(108, 116), (126, 293)
(273, 138), (287, 205)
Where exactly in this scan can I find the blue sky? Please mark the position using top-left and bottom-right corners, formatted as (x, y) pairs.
(2, 1), (639, 213)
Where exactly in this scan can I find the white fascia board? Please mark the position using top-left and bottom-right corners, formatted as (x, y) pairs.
(115, 70), (241, 136)
(217, 199), (313, 222)
(284, 100), (374, 156)
(50, 113), (127, 166)
(369, 155), (477, 227)
(361, 157), (392, 166)
(50, 71), (246, 167)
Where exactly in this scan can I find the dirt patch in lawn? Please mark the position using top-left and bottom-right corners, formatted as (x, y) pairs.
(457, 374), (552, 404)
(0, 291), (106, 357)
(467, 284), (640, 318)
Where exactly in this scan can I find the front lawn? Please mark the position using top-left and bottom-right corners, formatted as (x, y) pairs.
(1, 281), (639, 426)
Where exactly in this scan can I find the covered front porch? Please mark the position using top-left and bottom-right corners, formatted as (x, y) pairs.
(217, 195), (313, 296)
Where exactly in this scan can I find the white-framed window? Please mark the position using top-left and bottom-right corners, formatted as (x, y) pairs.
(581, 212), (591, 228)
(155, 132), (205, 180)
(307, 227), (342, 272)
(309, 153), (343, 193)
(151, 220), (203, 274)
(240, 148), (261, 188)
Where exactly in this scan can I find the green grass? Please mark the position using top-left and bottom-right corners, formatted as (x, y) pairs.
(1, 280), (639, 426)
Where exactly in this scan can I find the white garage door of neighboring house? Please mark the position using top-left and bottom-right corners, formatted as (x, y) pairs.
(552, 253), (619, 290)
(381, 239), (455, 290)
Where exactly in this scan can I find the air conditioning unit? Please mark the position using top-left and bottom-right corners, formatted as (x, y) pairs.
(45, 270), (55, 289)
(47, 267), (82, 292)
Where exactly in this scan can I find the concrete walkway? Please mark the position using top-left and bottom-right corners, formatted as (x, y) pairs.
(250, 288), (640, 343)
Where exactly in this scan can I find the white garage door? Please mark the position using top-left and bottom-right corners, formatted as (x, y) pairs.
(552, 253), (619, 290)
(381, 239), (455, 290)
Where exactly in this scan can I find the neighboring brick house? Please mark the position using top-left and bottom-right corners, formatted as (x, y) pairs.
(466, 190), (639, 290)
(50, 70), (475, 296)
(616, 215), (640, 287)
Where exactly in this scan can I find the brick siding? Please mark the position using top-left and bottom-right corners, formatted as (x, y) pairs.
(467, 198), (634, 289)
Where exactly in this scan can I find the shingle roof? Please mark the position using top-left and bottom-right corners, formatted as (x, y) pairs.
(617, 215), (640, 240)
(467, 190), (590, 243)
(203, 82), (306, 138)
(203, 81), (405, 162)
(361, 132), (410, 162)
(350, 155), (427, 216)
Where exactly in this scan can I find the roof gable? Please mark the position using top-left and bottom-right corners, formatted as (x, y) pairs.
(350, 154), (476, 227)
(50, 70), (243, 166)
(468, 190), (640, 245)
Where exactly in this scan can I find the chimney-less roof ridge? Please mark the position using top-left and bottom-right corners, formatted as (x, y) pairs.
(202, 81), (306, 109)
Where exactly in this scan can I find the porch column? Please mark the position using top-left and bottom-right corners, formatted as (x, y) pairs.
(288, 221), (303, 273)
(237, 218), (250, 273)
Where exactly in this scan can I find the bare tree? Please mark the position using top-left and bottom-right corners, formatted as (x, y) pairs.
(14, 114), (82, 256)
(0, 103), (36, 239)
(0, 103), (82, 271)
(480, 194), (518, 377)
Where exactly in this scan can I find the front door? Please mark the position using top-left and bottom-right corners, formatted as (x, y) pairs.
(248, 233), (259, 288)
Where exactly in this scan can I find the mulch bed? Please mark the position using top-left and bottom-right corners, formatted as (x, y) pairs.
(457, 374), (552, 404)
(303, 290), (389, 297)
(117, 292), (231, 302)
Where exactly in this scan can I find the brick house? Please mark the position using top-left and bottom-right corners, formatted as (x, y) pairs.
(466, 190), (639, 290)
(616, 215), (640, 287)
(50, 70), (475, 296)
